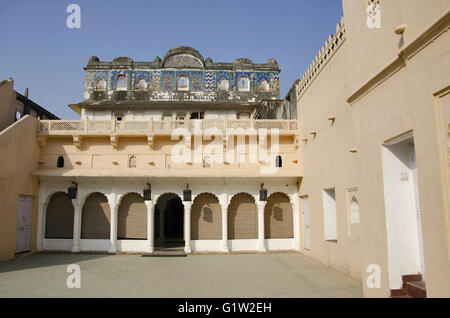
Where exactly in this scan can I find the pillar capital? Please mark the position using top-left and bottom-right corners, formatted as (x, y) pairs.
(144, 200), (154, 209)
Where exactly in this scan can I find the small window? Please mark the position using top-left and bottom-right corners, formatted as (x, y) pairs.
(275, 155), (282, 168)
(323, 188), (337, 242)
(57, 156), (64, 168)
(237, 76), (250, 92)
(96, 78), (106, 90)
(190, 112), (204, 120)
(177, 112), (186, 120)
(115, 113), (124, 121)
(259, 79), (269, 92)
(350, 197), (360, 224)
(137, 78), (147, 90)
(177, 75), (189, 91)
(203, 156), (211, 168)
(128, 155), (137, 168)
(237, 112), (250, 119)
(218, 78), (229, 91)
(115, 75), (127, 91)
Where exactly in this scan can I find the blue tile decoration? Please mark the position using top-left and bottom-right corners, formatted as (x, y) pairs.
(270, 72), (280, 91)
(162, 71), (175, 91)
(150, 70), (161, 90)
(89, 69), (279, 93)
(191, 71), (203, 91)
(134, 71), (150, 84)
(111, 70), (131, 90)
(204, 71), (216, 91)
(93, 71), (108, 89)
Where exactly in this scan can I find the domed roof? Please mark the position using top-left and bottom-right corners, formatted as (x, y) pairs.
(162, 46), (205, 68)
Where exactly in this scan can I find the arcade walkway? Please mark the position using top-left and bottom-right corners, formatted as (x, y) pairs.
(0, 252), (362, 298)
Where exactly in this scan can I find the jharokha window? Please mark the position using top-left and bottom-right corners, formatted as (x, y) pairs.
(96, 78), (106, 91)
(136, 78), (147, 90)
(177, 75), (189, 91)
(237, 76), (250, 92)
(218, 78), (229, 91)
(259, 79), (269, 92)
(115, 75), (127, 91)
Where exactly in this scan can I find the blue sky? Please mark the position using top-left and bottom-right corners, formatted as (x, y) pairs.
(0, 0), (343, 119)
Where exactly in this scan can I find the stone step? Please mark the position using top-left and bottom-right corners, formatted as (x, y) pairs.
(142, 249), (187, 257)
(406, 281), (427, 298)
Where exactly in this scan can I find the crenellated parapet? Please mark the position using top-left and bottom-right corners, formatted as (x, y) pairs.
(296, 17), (346, 99)
(83, 46), (280, 104)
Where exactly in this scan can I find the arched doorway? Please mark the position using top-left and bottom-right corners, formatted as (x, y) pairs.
(45, 192), (74, 239)
(155, 193), (184, 248)
(264, 192), (293, 239)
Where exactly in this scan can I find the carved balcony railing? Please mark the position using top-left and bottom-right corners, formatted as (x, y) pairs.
(39, 119), (299, 136)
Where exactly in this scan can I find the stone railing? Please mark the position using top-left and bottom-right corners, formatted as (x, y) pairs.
(39, 119), (299, 136)
(296, 17), (346, 99)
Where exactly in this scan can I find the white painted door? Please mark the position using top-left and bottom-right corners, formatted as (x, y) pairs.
(303, 197), (310, 250)
(15, 195), (34, 254)
(409, 142), (425, 278)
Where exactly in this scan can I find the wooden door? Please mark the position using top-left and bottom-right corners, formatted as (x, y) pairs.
(16, 195), (34, 253)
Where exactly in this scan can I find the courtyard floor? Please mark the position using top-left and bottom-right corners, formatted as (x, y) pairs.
(0, 252), (362, 298)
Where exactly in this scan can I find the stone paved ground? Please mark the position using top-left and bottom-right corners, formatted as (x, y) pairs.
(0, 252), (362, 298)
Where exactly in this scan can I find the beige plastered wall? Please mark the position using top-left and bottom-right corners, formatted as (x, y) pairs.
(297, 0), (450, 297)
(0, 115), (41, 261)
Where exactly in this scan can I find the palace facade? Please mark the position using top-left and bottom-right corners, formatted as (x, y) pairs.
(1, 0), (449, 298)
(35, 46), (301, 255)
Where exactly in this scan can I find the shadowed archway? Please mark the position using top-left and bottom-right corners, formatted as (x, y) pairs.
(155, 193), (184, 248)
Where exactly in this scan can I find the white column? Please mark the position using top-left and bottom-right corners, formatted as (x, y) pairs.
(37, 202), (46, 251)
(145, 201), (154, 253)
(257, 201), (266, 252)
(221, 203), (229, 253)
(109, 204), (118, 253)
(71, 200), (81, 252)
(184, 202), (192, 253)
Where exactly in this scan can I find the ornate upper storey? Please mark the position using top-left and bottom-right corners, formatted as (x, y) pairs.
(83, 46), (280, 104)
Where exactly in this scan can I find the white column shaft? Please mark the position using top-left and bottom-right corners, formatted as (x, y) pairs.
(146, 201), (154, 253)
(221, 206), (229, 252)
(71, 201), (81, 252)
(184, 202), (192, 253)
(257, 202), (266, 251)
(109, 206), (118, 253)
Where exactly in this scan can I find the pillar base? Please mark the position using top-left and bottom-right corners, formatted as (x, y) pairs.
(184, 246), (191, 253)
(71, 246), (80, 253)
(257, 242), (266, 252)
(221, 241), (229, 253)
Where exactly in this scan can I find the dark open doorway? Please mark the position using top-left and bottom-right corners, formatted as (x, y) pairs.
(155, 193), (184, 249)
